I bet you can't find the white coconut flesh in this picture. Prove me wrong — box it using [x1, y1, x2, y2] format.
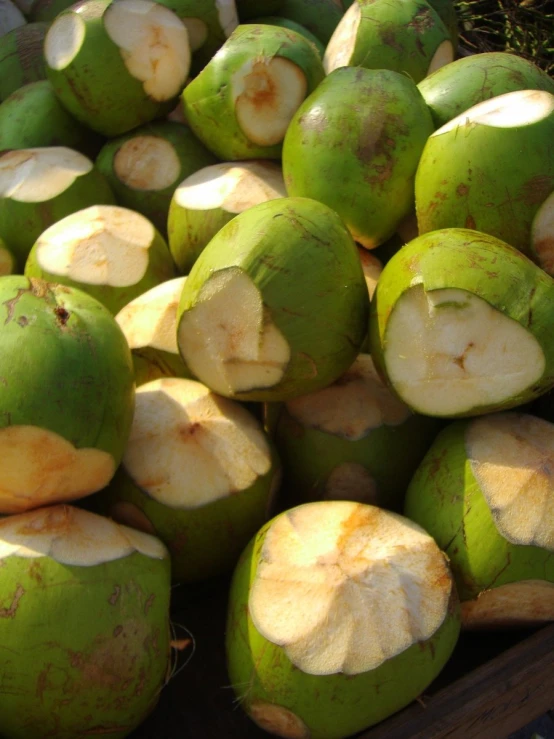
[181, 17, 208, 51]
[384, 285, 545, 416]
[174, 161, 286, 214]
[358, 248, 382, 300]
[426, 40, 454, 76]
[0, 426, 116, 514]
[216, 0, 238, 37]
[436, 89, 554, 135]
[231, 57, 308, 146]
[44, 12, 86, 70]
[0, 504, 167, 565]
[178, 268, 291, 395]
[104, 0, 191, 101]
[323, 463, 378, 505]
[122, 377, 273, 507]
[249, 702, 310, 739]
[285, 354, 411, 440]
[249, 501, 453, 675]
[0, 147, 92, 203]
[35, 205, 156, 287]
[0, 0, 25, 36]
[532, 191, 554, 275]
[462, 580, 554, 629]
[116, 276, 186, 353]
[322, 1, 360, 74]
[114, 136, 181, 191]
[466, 413, 554, 550]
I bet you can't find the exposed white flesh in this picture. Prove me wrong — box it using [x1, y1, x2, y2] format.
[323, 463, 378, 505]
[216, 0, 238, 37]
[174, 161, 286, 214]
[123, 377, 272, 507]
[532, 191, 554, 275]
[286, 354, 410, 440]
[0, 0, 25, 37]
[249, 703, 309, 739]
[178, 268, 291, 396]
[0, 504, 167, 564]
[462, 580, 554, 629]
[466, 413, 554, 550]
[35, 205, 155, 287]
[44, 12, 85, 70]
[384, 286, 545, 416]
[249, 501, 452, 675]
[0, 147, 92, 203]
[437, 89, 554, 134]
[323, 1, 360, 74]
[114, 135, 181, 191]
[232, 57, 308, 146]
[0, 426, 116, 514]
[426, 40, 454, 76]
[116, 276, 186, 352]
[358, 247, 382, 300]
[104, 0, 190, 101]
[182, 17, 207, 51]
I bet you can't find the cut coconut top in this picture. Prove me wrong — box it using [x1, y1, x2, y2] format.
[426, 40, 454, 77]
[35, 205, 156, 287]
[249, 500, 453, 675]
[114, 135, 181, 191]
[0, 147, 92, 203]
[322, 463, 378, 506]
[104, 0, 190, 101]
[174, 160, 286, 213]
[116, 276, 186, 352]
[123, 377, 273, 507]
[0, 504, 167, 565]
[285, 354, 411, 440]
[358, 247, 383, 300]
[462, 579, 554, 629]
[532, 191, 554, 276]
[181, 17, 208, 52]
[44, 11, 86, 70]
[436, 89, 554, 135]
[177, 267, 291, 396]
[323, 1, 360, 74]
[384, 285, 545, 417]
[466, 413, 554, 551]
[216, 0, 238, 37]
[232, 57, 308, 146]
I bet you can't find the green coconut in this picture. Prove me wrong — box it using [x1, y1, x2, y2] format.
[176, 197, 369, 401]
[0, 22, 48, 102]
[95, 121, 218, 238]
[369, 228, 554, 419]
[0, 81, 105, 157]
[0, 237, 14, 275]
[273, 353, 441, 512]
[415, 90, 554, 273]
[283, 66, 435, 248]
[0, 276, 135, 513]
[115, 276, 192, 385]
[323, 0, 454, 83]
[278, 0, 344, 45]
[404, 413, 554, 629]
[0, 504, 172, 739]
[168, 159, 286, 273]
[44, 0, 191, 137]
[250, 15, 325, 57]
[0, 146, 115, 270]
[182, 23, 325, 160]
[226, 500, 460, 739]
[100, 376, 281, 583]
[24, 204, 177, 315]
[418, 51, 554, 129]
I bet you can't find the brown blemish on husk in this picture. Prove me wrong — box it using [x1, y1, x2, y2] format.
[0, 584, 25, 617]
[249, 701, 310, 739]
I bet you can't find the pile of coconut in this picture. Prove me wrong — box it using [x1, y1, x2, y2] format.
[0, 0, 553, 737]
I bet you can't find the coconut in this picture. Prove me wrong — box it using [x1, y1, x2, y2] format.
[418, 51, 554, 129]
[323, 0, 454, 83]
[250, 15, 325, 57]
[226, 500, 460, 738]
[176, 197, 369, 402]
[0, 504, 171, 739]
[0, 22, 48, 101]
[369, 228, 554, 418]
[278, 0, 344, 45]
[283, 66, 435, 248]
[44, 0, 191, 137]
[415, 90, 554, 272]
[0, 0, 25, 37]
[101, 377, 280, 583]
[0, 147, 115, 270]
[168, 160, 286, 273]
[404, 413, 554, 629]
[273, 353, 441, 512]
[0, 276, 135, 513]
[24, 204, 176, 315]
[115, 276, 192, 385]
[95, 120, 218, 238]
[182, 23, 324, 160]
